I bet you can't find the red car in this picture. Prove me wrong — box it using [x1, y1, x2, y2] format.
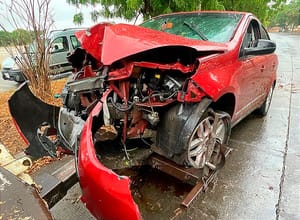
[10, 11, 277, 219]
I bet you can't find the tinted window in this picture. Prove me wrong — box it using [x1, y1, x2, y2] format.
[239, 20, 262, 57]
[141, 13, 243, 42]
[241, 20, 260, 49]
[51, 36, 69, 53]
[70, 35, 81, 49]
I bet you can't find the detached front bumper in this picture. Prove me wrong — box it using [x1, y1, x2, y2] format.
[77, 100, 141, 220]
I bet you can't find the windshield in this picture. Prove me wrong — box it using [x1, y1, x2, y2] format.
[141, 12, 243, 42]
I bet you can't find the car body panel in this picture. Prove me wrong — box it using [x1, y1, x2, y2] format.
[78, 91, 142, 220]
[75, 23, 227, 65]
[191, 50, 277, 124]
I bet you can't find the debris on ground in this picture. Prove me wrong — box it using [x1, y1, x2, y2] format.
[0, 79, 67, 155]
[25, 156, 56, 174]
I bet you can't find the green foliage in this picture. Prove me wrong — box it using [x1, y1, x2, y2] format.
[269, 0, 300, 31]
[0, 29, 34, 47]
[73, 12, 84, 25]
[221, 0, 274, 24]
[201, 0, 225, 10]
[11, 29, 33, 45]
[67, 0, 286, 26]
[68, 0, 203, 24]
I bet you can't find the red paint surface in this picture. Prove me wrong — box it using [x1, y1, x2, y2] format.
[75, 23, 226, 65]
[78, 91, 141, 220]
[12, 118, 29, 146]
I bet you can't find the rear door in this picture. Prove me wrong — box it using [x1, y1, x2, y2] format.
[49, 36, 71, 74]
[259, 25, 277, 95]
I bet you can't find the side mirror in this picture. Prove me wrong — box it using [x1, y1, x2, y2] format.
[244, 39, 276, 56]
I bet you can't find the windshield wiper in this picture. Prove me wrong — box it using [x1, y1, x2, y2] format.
[183, 21, 208, 41]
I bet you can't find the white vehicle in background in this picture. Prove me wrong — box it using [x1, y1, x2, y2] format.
[1, 57, 25, 82]
[1, 28, 84, 83]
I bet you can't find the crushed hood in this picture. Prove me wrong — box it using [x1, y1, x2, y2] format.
[75, 23, 227, 65]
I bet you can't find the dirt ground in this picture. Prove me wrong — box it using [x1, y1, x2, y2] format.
[0, 79, 66, 155]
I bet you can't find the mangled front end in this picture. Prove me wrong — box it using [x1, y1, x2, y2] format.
[65, 23, 228, 219]
[9, 23, 228, 219]
[66, 46, 205, 219]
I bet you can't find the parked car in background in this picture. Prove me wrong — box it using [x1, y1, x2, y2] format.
[1, 28, 83, 83]
[1, 56, 26, 82]
[9, 11, 278, 220]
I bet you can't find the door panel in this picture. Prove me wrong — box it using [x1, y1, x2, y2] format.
[49, 36, 71, 73]
[234, 19, 269, 121]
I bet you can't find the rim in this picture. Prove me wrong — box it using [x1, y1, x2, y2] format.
[187, 113, 228, 169]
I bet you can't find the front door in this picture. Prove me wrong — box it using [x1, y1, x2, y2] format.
[234, 19, 268, 121]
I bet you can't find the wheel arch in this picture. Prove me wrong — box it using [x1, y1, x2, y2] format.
[155, 98, 212, 163]
[210, 93, 236, 118]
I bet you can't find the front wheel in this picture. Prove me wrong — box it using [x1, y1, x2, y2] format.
[185, 109, 231, 170]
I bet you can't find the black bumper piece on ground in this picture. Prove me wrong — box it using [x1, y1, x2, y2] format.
[8, 82, 60, 158]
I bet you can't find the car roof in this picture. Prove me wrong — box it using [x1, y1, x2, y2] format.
[50, 28, 86, 38]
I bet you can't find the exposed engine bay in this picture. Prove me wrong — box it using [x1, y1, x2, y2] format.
[55, 44, 228, 173]
[8, 23, 230, 177]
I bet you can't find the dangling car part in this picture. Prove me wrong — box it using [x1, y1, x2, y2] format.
[9, 11, 277, 220]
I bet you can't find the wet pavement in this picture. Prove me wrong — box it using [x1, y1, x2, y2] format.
[48, 32, 299, 219]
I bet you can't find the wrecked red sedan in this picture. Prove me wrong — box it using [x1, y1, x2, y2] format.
[9, 11, 277, 219]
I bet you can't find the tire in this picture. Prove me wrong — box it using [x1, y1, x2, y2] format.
[185, 108, 231, 169]
[255, 84, 274, 116]
[14, 73, 26, 83]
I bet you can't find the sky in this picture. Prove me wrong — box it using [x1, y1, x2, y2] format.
[0, 0, 133, 32]
[51, 0, 98, 29]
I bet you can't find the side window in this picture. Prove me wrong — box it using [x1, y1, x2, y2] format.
[260, 26, 270, 40]
[50, 36, 69, 53]
[239, 20, 261, 57]
[70, 35, 81, 49]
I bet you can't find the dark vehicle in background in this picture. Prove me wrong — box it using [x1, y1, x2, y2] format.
[1, 28, 83, 83]
[9, 11, 278, 220]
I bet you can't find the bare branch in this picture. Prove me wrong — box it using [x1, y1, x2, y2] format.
[0, 0, 55, 99]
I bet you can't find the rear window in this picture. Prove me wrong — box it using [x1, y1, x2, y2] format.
[141, 13, 243, 42]
[70, 35, 81, 49]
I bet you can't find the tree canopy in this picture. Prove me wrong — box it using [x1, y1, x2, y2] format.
[0, 29, 34, 47]
[269, 0, 300, 31]
[67, 0, 282, 25]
